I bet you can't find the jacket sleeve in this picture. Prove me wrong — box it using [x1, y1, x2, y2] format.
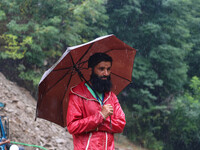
[98, 94, 126, 133]
[67, 93, 104, 135]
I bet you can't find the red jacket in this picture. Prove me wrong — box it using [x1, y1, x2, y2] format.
[67, 82, 126, 150]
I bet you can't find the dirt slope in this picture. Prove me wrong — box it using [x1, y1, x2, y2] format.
[0, 72, 146, 150]
[0, 72, 73, 150]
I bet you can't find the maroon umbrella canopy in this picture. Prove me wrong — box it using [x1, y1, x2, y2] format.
[36, 35, 137, 127]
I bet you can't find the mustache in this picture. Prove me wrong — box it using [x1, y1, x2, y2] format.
[100, 75, 110, 79]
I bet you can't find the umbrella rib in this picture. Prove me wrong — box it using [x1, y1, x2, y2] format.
[76, 43, 94, 65]
[59, 71, 74, 126]
[69, 52, 85, 82]
[69, 52, 83, 80]
[49, 53, 77, 95]
[53, 54, 75, 72]
[69, 52, 75, 65]
[65, 70, 73, 92]
[79, 67, 88, 70]
[45, 69, 72, 94]
[111, 72, 132, 82]
[76, 60, 87, 66]
[53, 66, 72, 72]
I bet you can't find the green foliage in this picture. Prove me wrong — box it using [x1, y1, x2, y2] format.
[164, 76, 200, 150]
[150, 44, 188, 93]
[0, 10, 6, 20]
[0, 0, 108, 88]
[189, 76, 200, 99]
[107, 0, 200, 149]
[107, 0, 192, 97]
[187, 0, 200, 78]
[0, 34, 32, 59]
[18, 64, 41, 86]
[72, 0, 108, 39]
[123, 104, 166, 150]
[120, 57, 167, 149]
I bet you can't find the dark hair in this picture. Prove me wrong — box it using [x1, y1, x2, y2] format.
[88, 53, 112, 68]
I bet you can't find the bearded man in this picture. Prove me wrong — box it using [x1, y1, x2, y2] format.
[67, 53, 126, 150]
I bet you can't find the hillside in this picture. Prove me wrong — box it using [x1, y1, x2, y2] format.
[0, 72, 146, 150]
[0, 72, 73, 150]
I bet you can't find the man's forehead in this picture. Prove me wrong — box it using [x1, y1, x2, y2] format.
[96, 61, 112, 67]
[88, 53, 112, 68]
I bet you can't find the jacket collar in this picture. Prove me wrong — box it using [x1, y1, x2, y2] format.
[70, 82, 111, 103]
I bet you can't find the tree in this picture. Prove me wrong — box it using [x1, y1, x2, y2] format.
[187, 0, 200, 78]
[0, 0, 109, 94]
[107, 0, 194, 149]
[165, 76, 200, 150]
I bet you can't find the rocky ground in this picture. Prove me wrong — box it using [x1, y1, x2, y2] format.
[0, 72, 146, 150]
[0, 72, 73, 150]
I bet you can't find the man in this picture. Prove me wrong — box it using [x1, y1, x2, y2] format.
[0, 138, 10, 150]
[67, 53, 126, 150]
[0, 139, 24, 150]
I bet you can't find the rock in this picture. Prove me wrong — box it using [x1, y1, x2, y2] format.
[0, 72, 73, 150]
[4, 107, 15, 113]
[16, 101, 25, 110]
[55, 138, 66, 144]
[25, 106, 32, 114]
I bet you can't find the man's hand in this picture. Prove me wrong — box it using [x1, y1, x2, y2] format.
[0, 138, 10, 146]
[101, 104, 113, 119]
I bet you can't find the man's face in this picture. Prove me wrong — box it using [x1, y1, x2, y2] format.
[90, 61, 112, 93]
[93, 61, 111, 80]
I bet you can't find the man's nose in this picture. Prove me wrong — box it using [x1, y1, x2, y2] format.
[104, 70, 109, 76]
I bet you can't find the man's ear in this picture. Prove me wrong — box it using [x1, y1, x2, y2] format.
[88, 67, 92, 75]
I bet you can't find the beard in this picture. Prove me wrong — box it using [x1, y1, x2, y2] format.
[90, 72, 112, 93]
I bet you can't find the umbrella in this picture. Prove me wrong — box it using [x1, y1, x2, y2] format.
[36, 34, 137, 127]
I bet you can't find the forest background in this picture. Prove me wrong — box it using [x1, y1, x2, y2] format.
[0, 0, 200, 150]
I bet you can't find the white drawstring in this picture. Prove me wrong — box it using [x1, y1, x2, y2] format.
[86, 133, 92, 150]
[105, 132, 108, 150]
[85, 132, 108, 150]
